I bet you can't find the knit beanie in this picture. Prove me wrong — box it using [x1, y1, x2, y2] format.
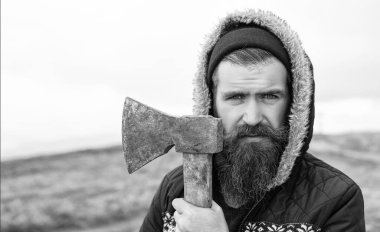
[206, 27, 291, 86]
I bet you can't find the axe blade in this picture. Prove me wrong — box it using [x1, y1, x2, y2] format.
[122, 97, 223, 174]
[122, 97, 175, 173]
[122, 97, 224, 208]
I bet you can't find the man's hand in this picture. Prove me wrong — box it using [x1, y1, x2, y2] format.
[172, 198, 229, 232]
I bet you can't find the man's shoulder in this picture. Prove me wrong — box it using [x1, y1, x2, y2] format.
[164, 165, 183, 184]
[268, 152, 365, 229]
[299, 152, 359, 192]
[285, 152, 363, 213]
[156, 165, 184, 212]
[263, 153, 363, 226]
[162, 165, 183, 192]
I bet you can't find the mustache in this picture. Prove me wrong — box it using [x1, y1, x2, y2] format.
[214, 123, 289, 172]
[222, 123, 289, 167]
[225, 123, 289, 143]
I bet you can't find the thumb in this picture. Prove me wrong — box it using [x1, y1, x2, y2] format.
[172, 198, 194, 214]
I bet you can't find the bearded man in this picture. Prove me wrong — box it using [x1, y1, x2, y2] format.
[139, 10, 365, 232]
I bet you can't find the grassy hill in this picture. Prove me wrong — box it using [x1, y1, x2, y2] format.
[1, 133, 379, 232]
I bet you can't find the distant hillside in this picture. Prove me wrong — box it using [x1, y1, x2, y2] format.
[1, 133, 379, 232]
[313, 132, 380, 153]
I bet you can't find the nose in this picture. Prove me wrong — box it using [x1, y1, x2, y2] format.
[242, 100, 262, 126]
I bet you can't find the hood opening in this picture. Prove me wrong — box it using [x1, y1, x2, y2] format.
[192, 9, 315, 189]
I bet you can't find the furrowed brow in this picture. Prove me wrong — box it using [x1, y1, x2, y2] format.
[222, 91, 249, 98]
[257, 89, 287, 96]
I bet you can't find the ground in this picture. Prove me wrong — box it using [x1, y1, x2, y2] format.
[1, 133, 379, 232]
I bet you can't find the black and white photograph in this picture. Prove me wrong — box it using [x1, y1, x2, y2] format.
[1, 1, 379, 231]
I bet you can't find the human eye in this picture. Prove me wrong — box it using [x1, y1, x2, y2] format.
[223, 92, 246, 104]
[227, 94, 245, 100]
[262, 94, 279, 100]
[259, 92, 281, 104]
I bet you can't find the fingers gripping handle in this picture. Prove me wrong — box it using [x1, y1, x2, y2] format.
[183, 153, 213, 208]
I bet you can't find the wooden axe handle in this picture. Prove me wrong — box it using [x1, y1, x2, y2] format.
[183, 153, 212, 208]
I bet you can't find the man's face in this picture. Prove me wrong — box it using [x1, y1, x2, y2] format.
[213, 59, 290, 136]
[212, 59, 290, 208]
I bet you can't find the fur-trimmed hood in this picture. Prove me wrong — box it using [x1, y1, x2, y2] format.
[192, 9, 315, 190]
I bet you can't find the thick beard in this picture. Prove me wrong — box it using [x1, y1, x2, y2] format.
[214, 123, 289, 208]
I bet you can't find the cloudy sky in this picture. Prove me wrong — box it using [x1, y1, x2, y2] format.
[2, 0, 380, 160]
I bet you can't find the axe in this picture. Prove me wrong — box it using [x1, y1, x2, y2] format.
[122, 97, 223, 208]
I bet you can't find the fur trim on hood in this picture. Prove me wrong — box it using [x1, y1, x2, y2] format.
[192, 9, 315, 190]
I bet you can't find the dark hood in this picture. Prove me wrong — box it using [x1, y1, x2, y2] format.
[192, 9, 315, 190]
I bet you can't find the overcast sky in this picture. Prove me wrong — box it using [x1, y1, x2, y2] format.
[2, 0, 380, 160]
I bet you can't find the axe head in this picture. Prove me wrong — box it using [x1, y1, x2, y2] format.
[122, 97, 223, 173]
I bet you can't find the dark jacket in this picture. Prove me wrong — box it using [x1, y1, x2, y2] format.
[140, 9, 365, 232]
[140, 153, 365, 232]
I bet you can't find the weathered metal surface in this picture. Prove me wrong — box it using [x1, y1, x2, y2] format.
[183, 153, 212, 208]
[122, 97, 223, 208]
[174, 116, 223, 154]
[122, 97, 223, 173]
[122, 97, 175, 173]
